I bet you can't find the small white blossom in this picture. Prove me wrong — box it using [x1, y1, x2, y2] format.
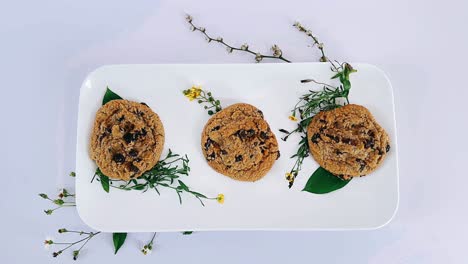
[190, 26, 195, 31]
[306, 30, 312, 36]
[255, 53, 263, 63]
[199, 27, 205, 32]
[216, 37, 223, 42]
[317, 43, 324, 49]
[141, 244, 153, 255]
[293, 22, 301, 28]
[206, 37, 212, 43]
[185, 15, 193, 22]
[240, 44, 249, 50]
[271, 45, 282, 57]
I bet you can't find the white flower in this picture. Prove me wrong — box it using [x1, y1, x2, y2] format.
[255, 53, 263, 63]
[141, 244, 153, 255]
[271, 45, 282, 57]
[185, 14, 193, 22]
[240, 44, 249, 50]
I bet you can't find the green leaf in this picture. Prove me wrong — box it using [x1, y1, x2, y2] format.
[182, 231, 193, 235]
[342, 79, 351, 91]
[177, 180, 189, 191]
[99, 174, 110, 193]
[113, 233, 127, 254]
[102, 87, 122, 105]
[331, 72, 341, 79]
[302, 167, 351, 194]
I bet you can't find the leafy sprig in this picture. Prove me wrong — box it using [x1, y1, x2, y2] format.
[93, 149, 219, 206]
[44, 229, 101, 260]
[186, 15, 290, 63]
[280, 62, 356, 187]
[39, 187, 76, 215]
[183, 85, 222, 115]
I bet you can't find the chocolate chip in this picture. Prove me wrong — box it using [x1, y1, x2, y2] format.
[207, 152, 216, 161]
[326, 134, 339, 143]
[135, 158, 142, 162]
[342, 138, 352, 144]
[249, 154, 254, 159]
[221, 149, 228, 155]
[123, 133, 135, 143]
[235, 155, 243, 162]
[112, 153, 125, 163]
[259, 141, 265, 145]
[335, 150, 343, 155]
[129, 164, 139, 173]
[236, 129, 246, 139]
[118, 116, 125, 122]
[257, 110, 264, 117]
[311, 133, 321, 144]
[356, 159, 366, 172]
[260, 131, 269, 140]
[386, 144, 391, 152]
[205, 138, 213, 150]
[140, 128, 147, 136]
[378, 149, 384, 155]
[124, 123, 135, 131]
[105, 127, 112, 134]
[319, 119, 326, 123]
[226, 165, 232, 169]
[247, 129, 255, 137]
[129, 149, 138, 157]
[276, 151, 281, 160]
[364, 138, 375, 149]
[253, 142, 258, 146]
[211, 125, 220, 131]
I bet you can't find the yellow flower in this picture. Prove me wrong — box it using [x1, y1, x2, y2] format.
[216, 194, 225, 204]
[285, 172, 294, 182]
[288, 115, 298, 121]
[183, 86, 202, 101]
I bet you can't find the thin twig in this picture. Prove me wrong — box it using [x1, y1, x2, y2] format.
[186, 15, 291, 63]
[293, 22, 328, 62]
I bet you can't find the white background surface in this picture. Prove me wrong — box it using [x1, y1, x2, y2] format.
[1, 0, 467, 263]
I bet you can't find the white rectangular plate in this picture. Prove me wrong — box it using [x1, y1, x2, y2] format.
[76, 63, 399, 232]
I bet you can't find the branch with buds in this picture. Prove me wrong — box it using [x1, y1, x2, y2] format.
[39, 188, 76, 215]
[293, 22, 328, 62]
[44, 229, 101, 260]
[185, 15, 291, 63]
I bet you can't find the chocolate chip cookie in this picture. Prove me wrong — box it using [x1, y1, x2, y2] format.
[201, 103, 280, 182]
[307, 104, 390, 179]
[90, 100, 165, 180]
